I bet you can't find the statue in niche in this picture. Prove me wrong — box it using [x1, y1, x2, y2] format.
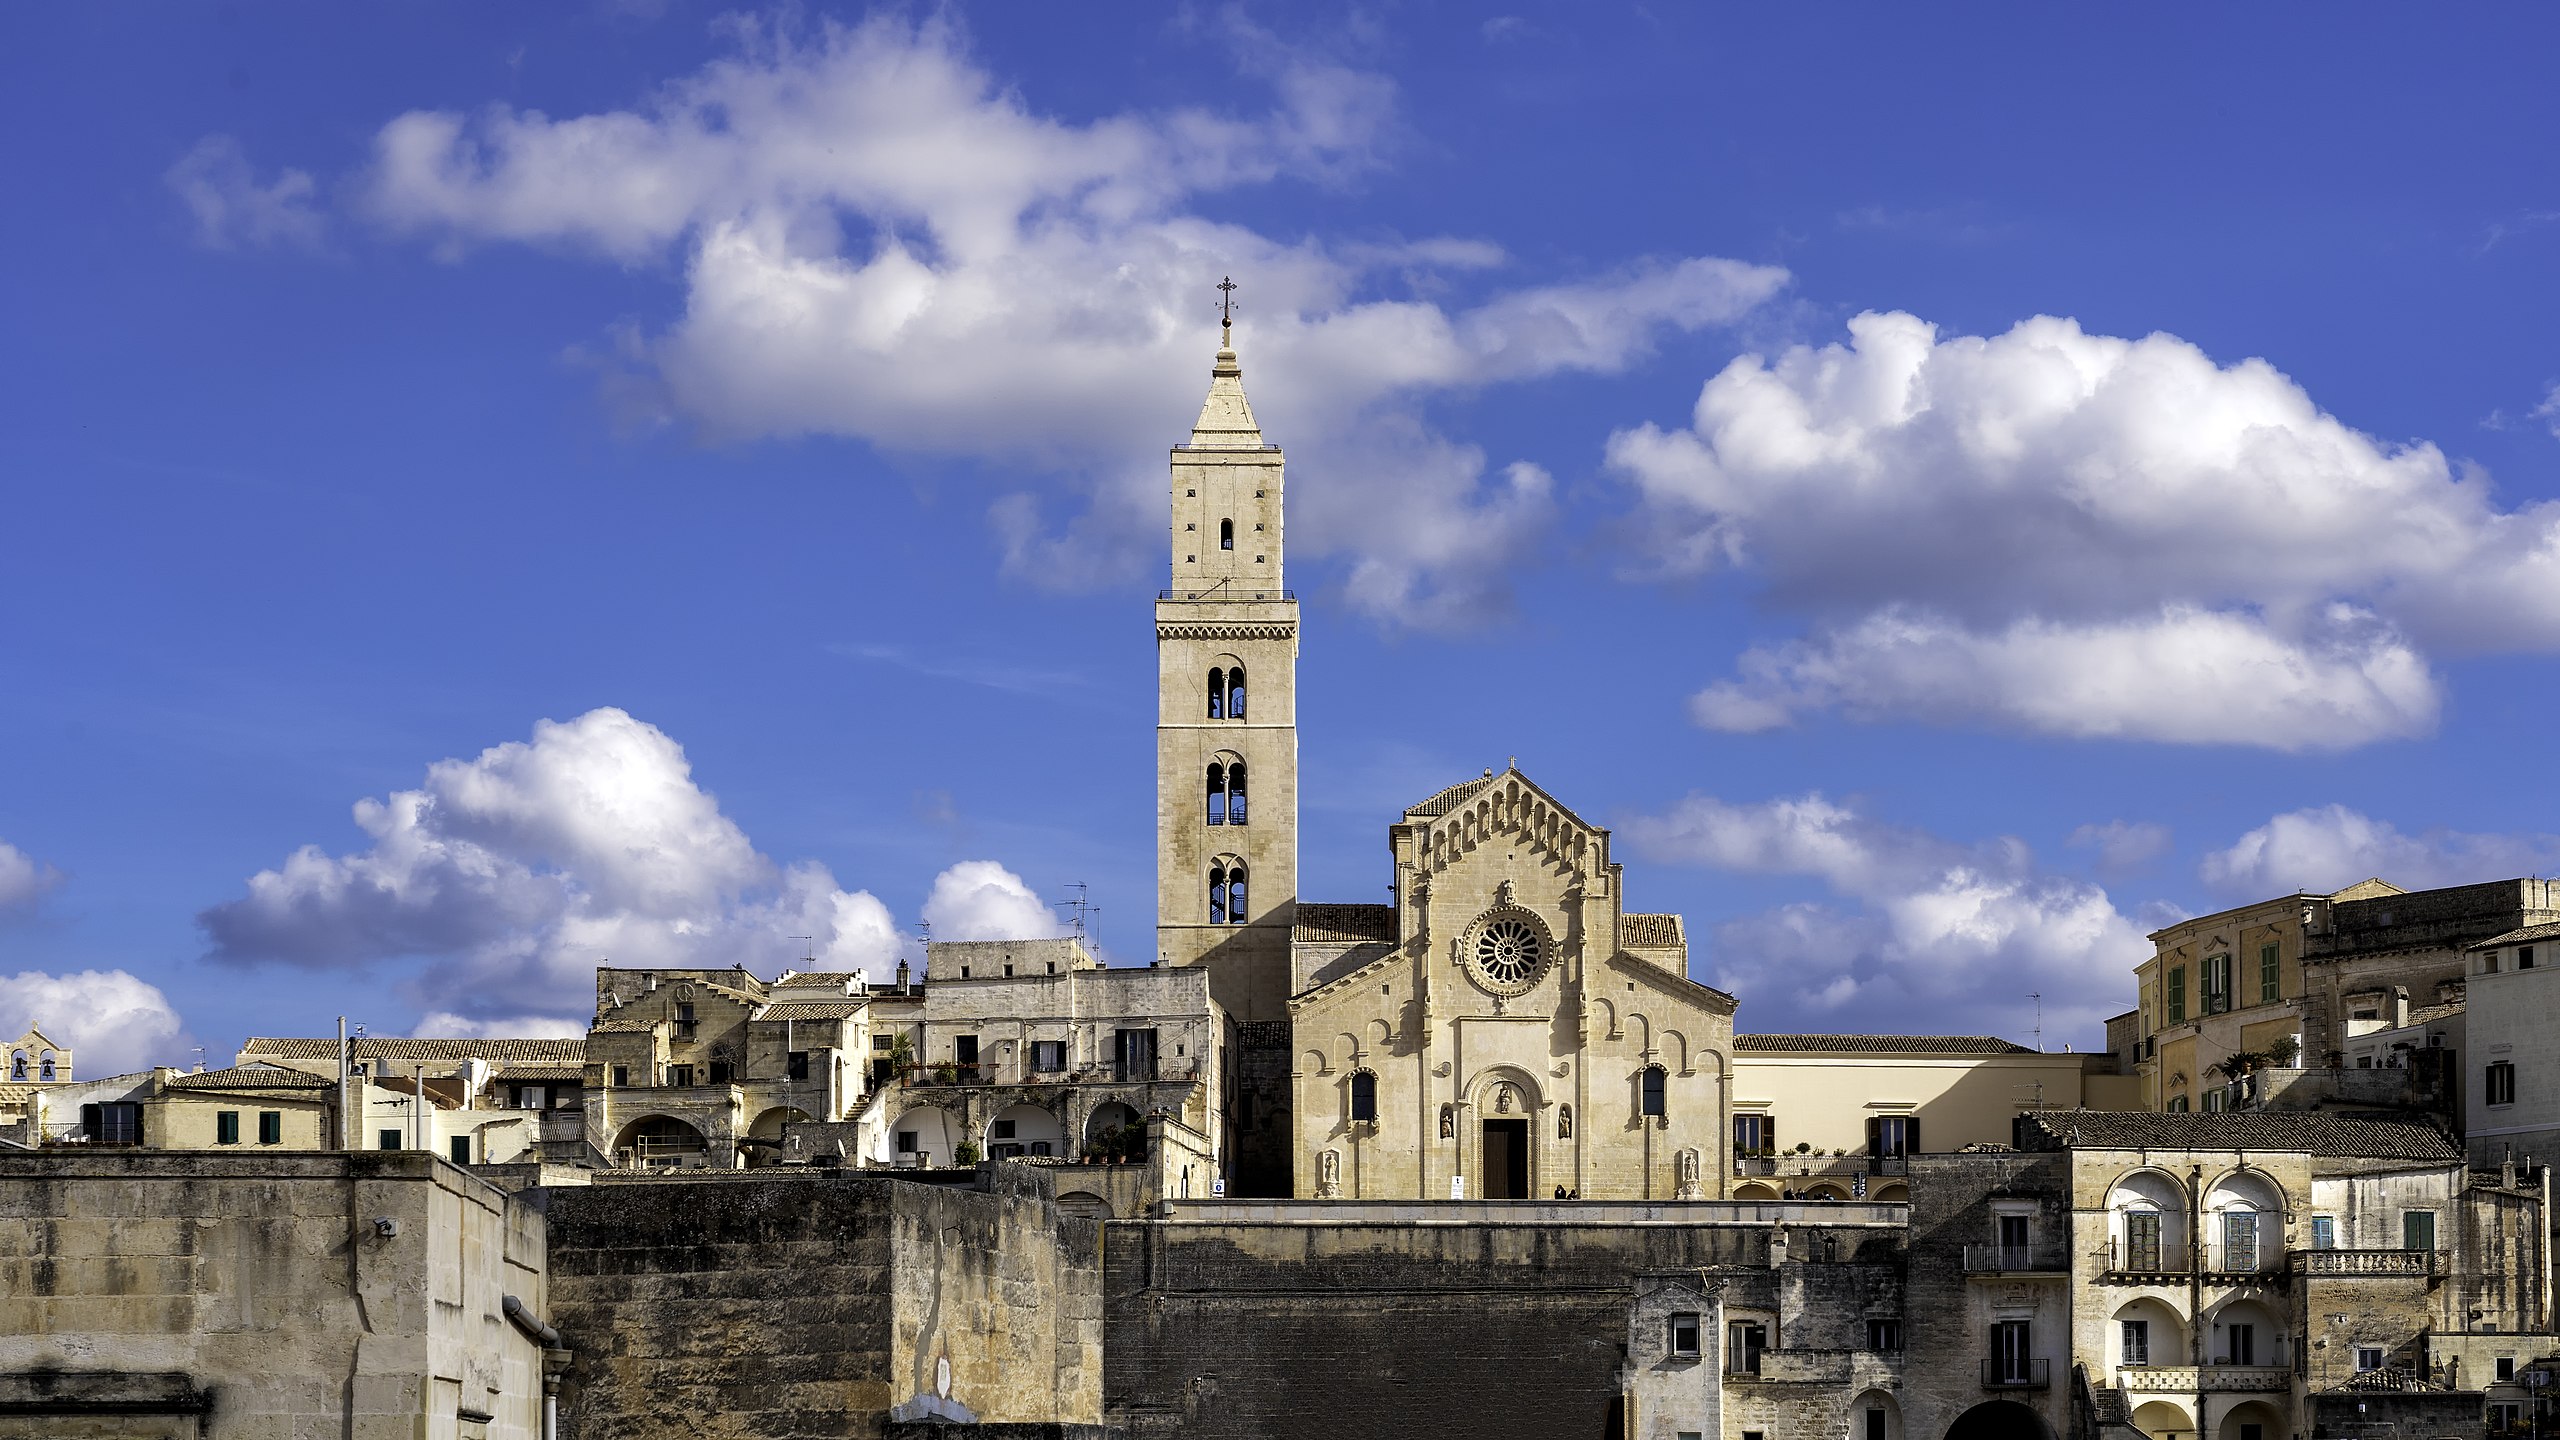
[1439, 1104, 1454, 1140]
[1496, 879, 1516, 907]
[1317, 1148, 1341, 1198]
[1495, 1085, 1515, 1114]
[1557, 1104, 1573, 1139]
[1674, 1147, 1703, 1200]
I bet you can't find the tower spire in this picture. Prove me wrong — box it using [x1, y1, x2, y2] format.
[1192, 276, 1261, 446]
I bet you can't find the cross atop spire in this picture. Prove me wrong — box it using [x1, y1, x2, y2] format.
[1217, 275, 1238, 341]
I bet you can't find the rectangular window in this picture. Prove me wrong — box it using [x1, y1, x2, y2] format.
[787, 1051, 810, 1082]
[215, 1111, 240, 1145]
[2166, 967, 2187, 1023]
[257, 1111, 281, 1145]
[992, 1119, 1016, 1140]
[706, 1060, 733, 1085]
[1640, 1067, 1666, 1118]
[1733, 1113, 1772, 1155]
[2524, 945, 2539, 970]
[379, 1128, 401, 1150]
[2488, 1061, 2517, 1106]
[2223, 1211, 2259, 1271]
[1669, 1312, 1699, 1357]
[895, 1130, 918, 1154]
[610, 1065, 630, 1087]
[1864, 1411, 1886, 1440]
[2357, 1347, 2384, 1372]
[1873, 1114, 1915, 1157]
[955, 1035, 979, 1069]
[2125, 1210, 2163, 1271]
[2122, 1318, 2150, 1366]
[873, 1034, 893, 1051]
[2202, 954, 2232, 1014]
[449, 1135, 471, 1166]
[2227, 1322, 2256, 1366]
[1991, 1319, 2034, 1384]
[1114, 1029, 1158, 1082]
[2498, 1356, 2518, 1382]
[1032, 1040, 1067, 1072]
[2311, 1214, 2336, 1250]
[1727, 1320, 1766, 1375]
[2165, 1094, 2190, 1112]
[1867, 1318, 1902, 1353]
[665, 1064, 695, 1088]
[2403, 1210, 2437, 1253]
[2259, 943, 2281, 1003]
[2485, 951, 2503, 975]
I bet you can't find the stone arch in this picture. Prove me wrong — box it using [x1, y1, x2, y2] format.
[744, 1106, 812, 1169]
[1869, 1181, 1909, 1203]
[2202, 1294, 2285, 1366]
[1301, 1048, 1330, 1077]
[1086, 1101, 1142, 1150]
[1803, 1181, 1848, 1202]
[1945, 1400, 2057, 1440]
[2109, 1295, 2188, 1369]
[612, 1115, 710, 1170]
[1734, 1180, 1780, 1201]
[1334, 1031, 1361, 1066]
[2214, 1400, 2283, 1440]
[2106, 1167, 2191, 1268]
[988, 1101, 1063, 1158]
[1056, 1191, 1112, 1221]
[1849, 1388, 1903, 1440]
[1663, 1029, 1690, 1075]
[2202, 1168, 2284, 1272]
[1366, 1018, 1394, 1048]
[2127, 1399, 2193, 1440]
[891, 1105, 962, 1166]
[1627, 1012, 1652, 1052]
[1592, 996, 1619, 1039]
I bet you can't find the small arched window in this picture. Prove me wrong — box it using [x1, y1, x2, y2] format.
[1227, 864, 1247, 923]
[1206, 764, 1227, 825]
[7, 1052, 23, 1082]
[1227, 762, 1247, 825]
[1227, 666, 1247, 720]
[1208, 865, 1229, 925]
[1220, 518, 1235, 550]
[1207, 668, 1225, 720]
[1640, 1065, 1667, 1119]
[1350, 1071, 1378, 1123]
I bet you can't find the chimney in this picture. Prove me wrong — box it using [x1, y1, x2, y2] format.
[2391, 986, 2410, 1029]
[896, 959, 911, 992]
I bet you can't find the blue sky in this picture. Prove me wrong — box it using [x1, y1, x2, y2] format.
[7, 4, 2560, 1072]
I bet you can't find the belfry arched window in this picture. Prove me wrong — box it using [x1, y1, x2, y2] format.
[1207, 668, 1225, 720]
[1227, 667, 1246, 719]
[37, 1051, 54, 1082]
[1206, 764, 1227, 826]
[1640, 1065, 1667, 1119]
[1209, 861, 1247, 925]
[1220, 518, 1235, 551]
[1227, 762, 1247, 825]
[1209, 865, 1229, 924]
[7, 1052, 22, 1082]
[1350, 1070, 1378, 1123]
[1228, 864, 1247, 922]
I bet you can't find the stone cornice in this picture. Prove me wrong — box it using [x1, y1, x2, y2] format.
[1157, 622, 1298, 641]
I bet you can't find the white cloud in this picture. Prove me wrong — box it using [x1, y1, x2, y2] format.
[165, 135, 326, 251]
[0, 969, 186, 1077]
[0, 841, 62, 912]
[412, 1011, 589, 1041]
[355, 14, 1784, 622]
[1625, 792, 2149, 1044]
[1610, 310, 2560, 748]
[2201, 805, 2560, 897]
[2066, 820, 2173, 877]
[921, 860, 1064, 943]
[2534, 382, 2560, 439]
[199, 707, 909, 1027]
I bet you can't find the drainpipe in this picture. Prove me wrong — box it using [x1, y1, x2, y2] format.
[2189, 1164, 2206, 1440]
[336, 1016, 349, 1151]
[503, 1295, 567, 1440]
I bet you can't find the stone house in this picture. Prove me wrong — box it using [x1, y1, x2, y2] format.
[2465, 923, 2560, 1177]
[238, 1035, 590, 1164]
[583, 965, 873, 1170]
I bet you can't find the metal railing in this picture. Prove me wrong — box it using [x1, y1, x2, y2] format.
[2295, 1248, 2442, 1277]
[1158, 589, 1295, 602]
[2200, 1239, 2285, 1276]
[1964, 1243, 2069, 1274]
[2103, 1238, 2190, 1276]
[1982, 1358, 2051, 1390]
[1733, 1155, 1778, 1176]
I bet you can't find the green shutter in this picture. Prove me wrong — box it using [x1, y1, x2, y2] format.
[215, 1111, 239, 1145]
[2402, 1211, 2436, 1252]
[2166, 968, 2186, 1023]
[2259, 944, 2281, 1003]
[258, 1111, 281, 1145]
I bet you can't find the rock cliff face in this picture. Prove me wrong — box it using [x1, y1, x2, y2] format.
[543, 1169, 1102, 1440]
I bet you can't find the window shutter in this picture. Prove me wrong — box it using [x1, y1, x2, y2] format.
[1866, 1116, 1879, 1155]
[81, 1102, 100, 1139]
[1906, 1117, 1920, 1155]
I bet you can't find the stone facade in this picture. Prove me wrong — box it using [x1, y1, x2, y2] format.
[0, 1149, 554, 1439]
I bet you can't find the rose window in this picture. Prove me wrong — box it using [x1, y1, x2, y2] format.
[1475, 919, 1543, 988]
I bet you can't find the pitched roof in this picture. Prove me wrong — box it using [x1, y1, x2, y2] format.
[2473, 921, 2560, 950]
[1622, 913, 1684, 948]
[492, 1064, 585, 1083]
[1735, 1034, 2035, 1055]
[759, 1001, 866, 1021]
[166, 1065, 334, 1091]
[1408, 774, 1498, 817]
[772, 971, 863, 986]
[1294, 903, 1397, 944]
[2015, 1108, 2461, 1160]
[240, 1037, 585, 1063]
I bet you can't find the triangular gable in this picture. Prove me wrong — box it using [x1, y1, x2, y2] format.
[1406, 766, 1606, 879]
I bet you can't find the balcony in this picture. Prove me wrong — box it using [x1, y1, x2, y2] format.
[2200, 1240, 2286, 1280]
[2102, 1238, 2190, 1279]
[1964, 1244, 2069, 1275]
[1734, 1154, 1778, 1177]
[898, 1062, 1204, 1090]
[1982, 1359, 2051, 1391]
[2119, 1366, 2290, 1393]
[2295, 1248, 2442, 1277]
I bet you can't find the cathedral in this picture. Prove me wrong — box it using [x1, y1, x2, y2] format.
[1154, 312, 1737, 1200]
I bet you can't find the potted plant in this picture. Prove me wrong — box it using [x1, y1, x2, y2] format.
[933, 1060, 957, 1085]
[953, 1140, 980, 1166]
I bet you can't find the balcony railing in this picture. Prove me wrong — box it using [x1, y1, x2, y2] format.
[2103, 1238, 2190, 1277]
[2118, 1365, 2290, 1393]
[1982, 1359, 2051, 1390]
[899, 1062, 1201, 1089]
[1734, 1155, 1778, 1176]
[1964, 1244, 2069, 1275]
[2200, 1240, 2286, 1277]
[2295, 1248, 2443, 1277]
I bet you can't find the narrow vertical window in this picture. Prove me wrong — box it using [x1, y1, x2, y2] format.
[1219, 518, 1234, 550]
[1350, 1070, 1377, 1122]
[1227, 666, 1247, 720]
[1227, 864, 1247, 923]
[1207, 668, 1225, 720]
[1206, 764, 1227, 825]
[1228, 762, 1247, 825]
[1640, 1065, 1666, 1118]
[2258, 943, 2281, 1003]
[2165, 967, 2186, 1023]
[1209, 866, 1228, 925]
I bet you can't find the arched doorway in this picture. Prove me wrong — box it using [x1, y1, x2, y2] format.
[1945, 1400, 2054, 1440]
[1056, 1191, 1112, 1220]
[744, 1106, 812, 1168]
[988, 1102, 1063, 1158]
[2129, 1400, 2193, 1440]
[2215, 1399, 2282, 1440]
[614, 1115, 710, 1170]
[1086, 1102, 1142, 1161]
[1734, 1181, 1780, 1201]
[1869, 1182, 1909, 1203]
[1849, 1387, 1902, 1440]
[891, 1105, 961, 1166]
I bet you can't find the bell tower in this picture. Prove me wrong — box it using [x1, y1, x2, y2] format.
[1157, 286, 1298, 1193]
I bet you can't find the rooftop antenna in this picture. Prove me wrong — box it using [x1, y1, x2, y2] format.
[789, 936, 815, 967]
[2029, 991, 2043, 1053]
[1062, 881, 1096, 945]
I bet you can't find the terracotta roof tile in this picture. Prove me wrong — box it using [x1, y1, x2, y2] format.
[241, 1037, 586, 1063]
[758, 1001, 866, 1021]
[2015, 1108, 2460, 1160]
[1293, 904, 1397, 944]
[167, 1064, 335, 1090]
[1407, 775, 1498, 817]
[1622, 913, 1683, 948]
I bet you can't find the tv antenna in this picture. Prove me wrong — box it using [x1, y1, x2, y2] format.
[1063, 881, 1099, 949]
[788, 936, 815, 967]
[2029, 991, 2044, 1053]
